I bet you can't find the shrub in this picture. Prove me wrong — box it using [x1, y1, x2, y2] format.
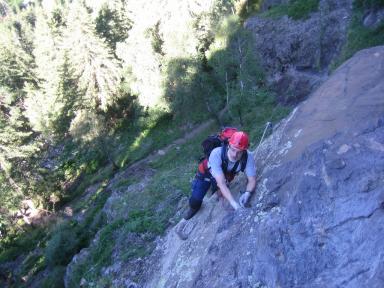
[41, 266, 66, 288]
[262, 0, 319, 20]
[45, 222, 80, 267]
[354, 0, 384, 9]
[331, 4, 384, 69]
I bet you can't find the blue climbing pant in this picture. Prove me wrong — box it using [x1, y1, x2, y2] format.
[189, 174, 217, 210]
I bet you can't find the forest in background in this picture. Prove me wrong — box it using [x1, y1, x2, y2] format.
[0, 0, 272, 254]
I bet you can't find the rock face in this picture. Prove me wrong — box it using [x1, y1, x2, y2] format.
[143, 46, 384, 288]
[363, 8, 384, 28]
[245, 0, 353, 104]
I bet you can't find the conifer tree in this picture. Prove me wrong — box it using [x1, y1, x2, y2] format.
[24, 7, 77, 139]
[0, 0, 10, 17]
[0, 18, 35, 91]
[0, 9, 44, 229]
[63, 1, 121, 112]
[206, 15, 264, 125]
[95, 0, 131, 51]
[0, 87, 40, 202]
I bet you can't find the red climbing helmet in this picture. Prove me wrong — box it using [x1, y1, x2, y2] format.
[229, 131, 249, 151]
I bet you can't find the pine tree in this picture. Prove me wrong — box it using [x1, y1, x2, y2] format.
[63, 1, 122, 112]
[23, 6, 80, 140]
[0, 8, 41, 197]
[95, 0, 131, 51]
[0, 0, 10, 18]
[0, 17, 35, 90]
[0, 87, 40, 200]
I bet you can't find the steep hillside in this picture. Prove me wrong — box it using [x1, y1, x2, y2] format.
[59, 1, 384, 287]
[246, 0, 353, 104]
[142, 45, 384, 288]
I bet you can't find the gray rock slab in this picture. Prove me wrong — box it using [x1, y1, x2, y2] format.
[142, 46, 384, 288]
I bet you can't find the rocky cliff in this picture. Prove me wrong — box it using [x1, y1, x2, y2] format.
[143, 46, 384, 288]
[246, 0, 353, 104]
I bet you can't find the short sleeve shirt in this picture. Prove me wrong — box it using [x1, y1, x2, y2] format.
[208, 147, 256, 178]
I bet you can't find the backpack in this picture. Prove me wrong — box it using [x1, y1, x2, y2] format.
[198, 127, 248, 182]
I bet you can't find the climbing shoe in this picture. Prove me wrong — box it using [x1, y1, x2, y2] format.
[183, 207, 199, 220]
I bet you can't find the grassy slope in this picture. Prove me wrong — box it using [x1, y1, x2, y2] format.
[65, 88, 289, 286]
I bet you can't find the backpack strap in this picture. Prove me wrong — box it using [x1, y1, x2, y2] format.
[240, 151, 248, 172]
[221, 143, 229, 175]
[221, 142, 243, 175]
[221, 144, 245, 176]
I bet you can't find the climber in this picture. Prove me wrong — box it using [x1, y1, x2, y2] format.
[176, 131, 257, 240]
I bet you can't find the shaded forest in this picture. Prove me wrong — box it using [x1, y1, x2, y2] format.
[0, 0, 272, 261]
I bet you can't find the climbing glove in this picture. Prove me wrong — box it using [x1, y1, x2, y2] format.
[239, 191, 251, 208]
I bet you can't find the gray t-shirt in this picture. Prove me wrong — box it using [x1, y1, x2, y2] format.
[208, 146, 256, 178]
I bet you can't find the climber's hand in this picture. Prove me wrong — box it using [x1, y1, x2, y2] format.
[230, 200, 241, 210]
[239, 191, 251, 208]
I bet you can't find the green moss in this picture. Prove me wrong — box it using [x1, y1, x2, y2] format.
[261, 0, 319, 20]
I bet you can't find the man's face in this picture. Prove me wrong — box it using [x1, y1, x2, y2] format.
[227, 145, 244, 162]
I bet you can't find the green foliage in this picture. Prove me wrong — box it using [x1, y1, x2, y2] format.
[64, 219, 124, 288]
[161, 6, 252, 123]
[95, 2, 131, 51]
[163, 58, 212, 122]
[233, 0, 263, 19]
[68, 109, 120, 170]
[0, 87, 41, 216]
[117, 109, 184, 167]
[22, 7, 76, 139]
[0, 21, 35, 90]
[331, 3, 384, 69]
[19, 252, 46, 281]
[44, 221, 80, 266]
[6, 0, 23, 11]
[41, 266, 66, 288]
[64, 1, 122, 111]
[0, 184, 109, 285]
[261, 0, 319, 20]
[103, 85, 140, 126]
[49, 6, 67, 32]
[124, 210, 163, 234]
[146, 21, 165, 56]
[0, 89, 37, 169]
[287, 0, 319, 20]
[206, 15, 265, 126]
[41, 187, 109, 283]
[0, 226, 47, 263]
[25, 52, 78, 138]
[354, 0, 384, 9]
